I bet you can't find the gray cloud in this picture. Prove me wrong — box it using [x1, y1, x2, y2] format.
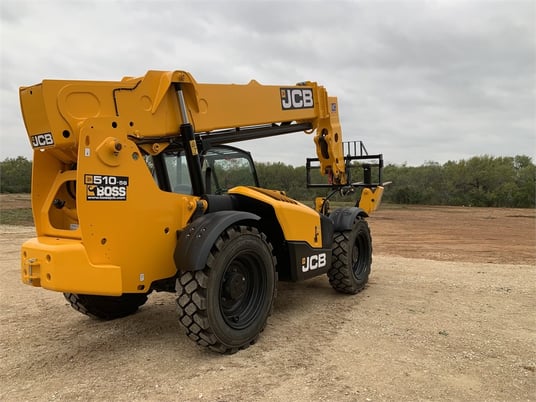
[1, 0, 534, 167]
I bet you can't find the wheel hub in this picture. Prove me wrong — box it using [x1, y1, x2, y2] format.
[223, 271, 247, 301]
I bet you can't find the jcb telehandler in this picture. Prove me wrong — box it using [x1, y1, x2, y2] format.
[19, 70, 384, 353]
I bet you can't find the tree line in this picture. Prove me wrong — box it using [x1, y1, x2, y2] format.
[382, 155, 535, 207]
[258, 155, 535, 208]
[1, 155, 534, 208]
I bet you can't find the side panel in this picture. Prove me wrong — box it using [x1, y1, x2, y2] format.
[224, 187, 335, 282]
[75, 118, 198, 293]
[287, 242, 332, 281]
[228, 186, 324, 248]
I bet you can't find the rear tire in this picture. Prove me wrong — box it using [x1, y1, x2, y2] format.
[328, 217, 372, 294]
[63, 292, 148, 320]
[176, 225, 276, 354]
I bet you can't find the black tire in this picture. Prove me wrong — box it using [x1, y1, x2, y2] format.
[176, 225, 276, 354]
[328, 217, 372, 294]
[63, 292, 148, 320]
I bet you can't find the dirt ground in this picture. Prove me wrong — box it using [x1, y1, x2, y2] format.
[0, 195, 534, 401]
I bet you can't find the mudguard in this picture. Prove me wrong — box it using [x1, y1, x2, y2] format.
[330, 207, 368, 232]
[174, 210, 260, 271]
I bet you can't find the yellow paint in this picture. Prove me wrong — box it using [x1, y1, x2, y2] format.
[229, 186, 323, 247]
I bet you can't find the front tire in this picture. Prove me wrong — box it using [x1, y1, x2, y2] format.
[63, 292, 148, 320]
[176, 225, 276, 354]
[328, 217, 372, 294]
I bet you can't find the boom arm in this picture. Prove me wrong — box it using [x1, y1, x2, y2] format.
[20, 70, 347, 184]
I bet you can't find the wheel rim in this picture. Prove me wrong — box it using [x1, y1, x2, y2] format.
[351, 230, 370, 281]
[219, 252, 267, 330]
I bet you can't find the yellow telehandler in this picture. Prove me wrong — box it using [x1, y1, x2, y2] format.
[19, 70, 384, 353]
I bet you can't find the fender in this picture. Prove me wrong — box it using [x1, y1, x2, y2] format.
[330, 207, 368, 232]
[174, 210, 261, 271]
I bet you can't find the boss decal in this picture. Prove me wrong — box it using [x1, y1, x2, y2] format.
[280, 88, 314, 110]
[301, 252, 327, 272]
[30, 132, 54, 148]
[85, 174, 129, 201]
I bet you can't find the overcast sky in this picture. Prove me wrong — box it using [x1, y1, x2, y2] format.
[1, 0, 534, 166]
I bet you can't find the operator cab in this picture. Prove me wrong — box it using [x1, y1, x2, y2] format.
[147, 145, 259, 195]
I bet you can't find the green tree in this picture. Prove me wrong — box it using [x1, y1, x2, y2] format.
[0, 156, 32, 193]
[512, 155, 536, 207]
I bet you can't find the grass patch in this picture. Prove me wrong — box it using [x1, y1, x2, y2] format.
[0, 208, 34, 226]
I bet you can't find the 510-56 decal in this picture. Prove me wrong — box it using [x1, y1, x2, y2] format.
[84, 174, 129, 201]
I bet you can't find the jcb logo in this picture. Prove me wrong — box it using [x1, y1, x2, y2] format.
[31, 133, 54, 148]
[280, 88, 314, 110]
[301, 253, 327, 272]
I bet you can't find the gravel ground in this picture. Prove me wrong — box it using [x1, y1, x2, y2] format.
[0, 205, 534, 401]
